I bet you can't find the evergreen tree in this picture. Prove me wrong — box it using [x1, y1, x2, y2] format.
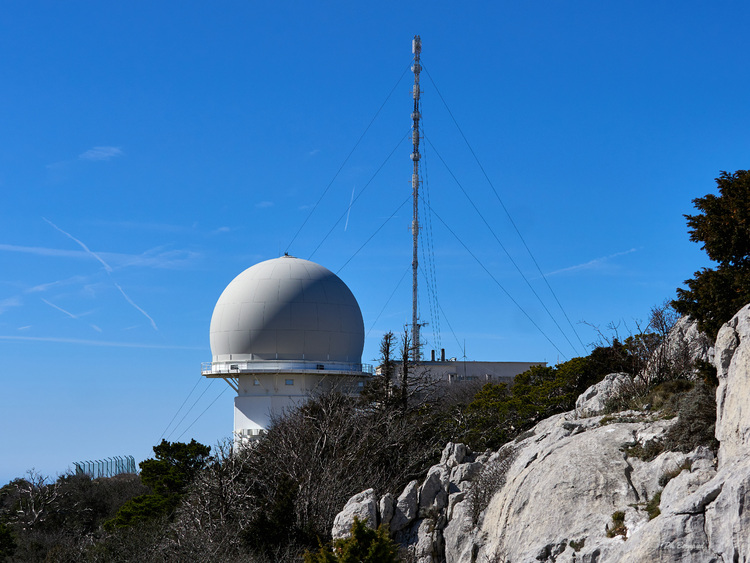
[105, 439, 211, 530]
[674, 170, 750, 337]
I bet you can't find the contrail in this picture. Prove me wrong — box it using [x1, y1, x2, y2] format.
[42, 298, 103, 332]
[42, 218, 113, 273]
[344, 185, 356, 232]
[41, 298, 78, 319]
[43, 217, 160, 331]
[546, 248, 638, 276]
[115, 283, 158, 331]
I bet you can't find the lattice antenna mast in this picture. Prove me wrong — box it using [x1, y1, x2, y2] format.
[410, 35, 422, 362]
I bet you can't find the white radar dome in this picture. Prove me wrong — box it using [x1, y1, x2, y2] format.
[209, 256, 364, 364]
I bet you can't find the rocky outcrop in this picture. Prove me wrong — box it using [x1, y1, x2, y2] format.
[575, 372, 630, 416]
[331, 488, 378, 540]
[666, 315, 713, 367]
[715, 303, 750, 466]
[332, 306, 750, 562]
[474, 415, 714, 563]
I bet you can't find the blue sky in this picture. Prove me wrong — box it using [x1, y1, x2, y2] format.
[1, 1, 748, 483]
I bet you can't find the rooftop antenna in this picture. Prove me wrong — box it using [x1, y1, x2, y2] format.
[411, 34, 422, 362]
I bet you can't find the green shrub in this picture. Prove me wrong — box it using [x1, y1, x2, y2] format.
[606, 511, 627, 538]
[304, 518, 400, 563]
[0, 521, 16, 559]
[645, 492, 661, 520]
[569, 538, 585, 551]
[105, 439, 211, 530]
[623, 439, 665, 462]
[694, 359, 719, 387]
[658, 460, 692, 488]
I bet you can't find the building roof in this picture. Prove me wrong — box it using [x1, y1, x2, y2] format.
[209, 255, 364, 364]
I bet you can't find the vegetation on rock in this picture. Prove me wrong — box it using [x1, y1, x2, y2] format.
[606, 511, 627, 538]
[303, 518, 400, 563]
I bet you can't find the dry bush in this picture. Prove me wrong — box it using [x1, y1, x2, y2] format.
[663, 383, 719, 453]
[245, 391, 444, 546]
[467, 445, 517, 525]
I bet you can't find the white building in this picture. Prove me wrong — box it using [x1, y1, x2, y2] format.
[394, 354, 545, 385]
[202, 255, 371, 442]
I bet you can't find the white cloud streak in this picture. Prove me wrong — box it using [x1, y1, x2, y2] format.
[42, 218, 113, 272]
[0, 243, 198, 271]
[0, 335, 202, 350]
[41, 219, 160, 331]
[0, 244, 89, 260]
[78, 146, 124, 161]
[42, 298, 102, 333]
[114, 283, 158, 331]
[546, 248, 638, 277]
[26, 276, 88, 293]
[0, 297, 22, 314]
[344, 186, 356, 232]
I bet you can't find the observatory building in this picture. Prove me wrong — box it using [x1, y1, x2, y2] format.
[202, 255, 372, 442]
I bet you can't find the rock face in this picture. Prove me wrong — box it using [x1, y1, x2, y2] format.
[665, 315, 714, 368]
[575, 372, 630, 416]
[715, 303, 750, 466]
[331, 488, 378, 540]
[331, 307, 750, 562]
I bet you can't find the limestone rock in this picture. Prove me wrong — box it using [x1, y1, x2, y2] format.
[704, 456, 750, 562]
[658, 448, 716, 515]
[442, 495, 475, 563]
[419, 465, 449, 513]
[390, 479, 419, 533]
[714, 303, 750, 465]
[331, 488, 378, 540]
[449, 461, 481, 486]
[476, 414, 671, 562]
[665, 316, 713, 369]
[575, 372, 630, 416]
[440, 442, 467, 467]
[379, 493, 394, 529]
[399, 518, 437, 563]
[616, 513, 718, 563]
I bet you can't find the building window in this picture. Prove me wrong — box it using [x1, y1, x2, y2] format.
[285, 379, 294, 386]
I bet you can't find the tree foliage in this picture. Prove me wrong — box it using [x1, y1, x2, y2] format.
[105, 439, 211, 530]
[674, 170, 750, 337]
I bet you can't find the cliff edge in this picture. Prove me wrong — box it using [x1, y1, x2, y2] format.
[333, 304, 750, 562]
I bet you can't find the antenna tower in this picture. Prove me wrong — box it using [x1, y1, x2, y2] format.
[410, 35, 422, 361]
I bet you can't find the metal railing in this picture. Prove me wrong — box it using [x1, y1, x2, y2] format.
[201, 361, 374, 376]
[73, 455, 137, 479]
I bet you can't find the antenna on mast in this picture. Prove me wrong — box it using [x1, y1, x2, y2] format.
[410, 35, 422, 362]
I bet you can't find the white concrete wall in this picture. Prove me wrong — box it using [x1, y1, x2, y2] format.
[231, 372, 368, 442]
